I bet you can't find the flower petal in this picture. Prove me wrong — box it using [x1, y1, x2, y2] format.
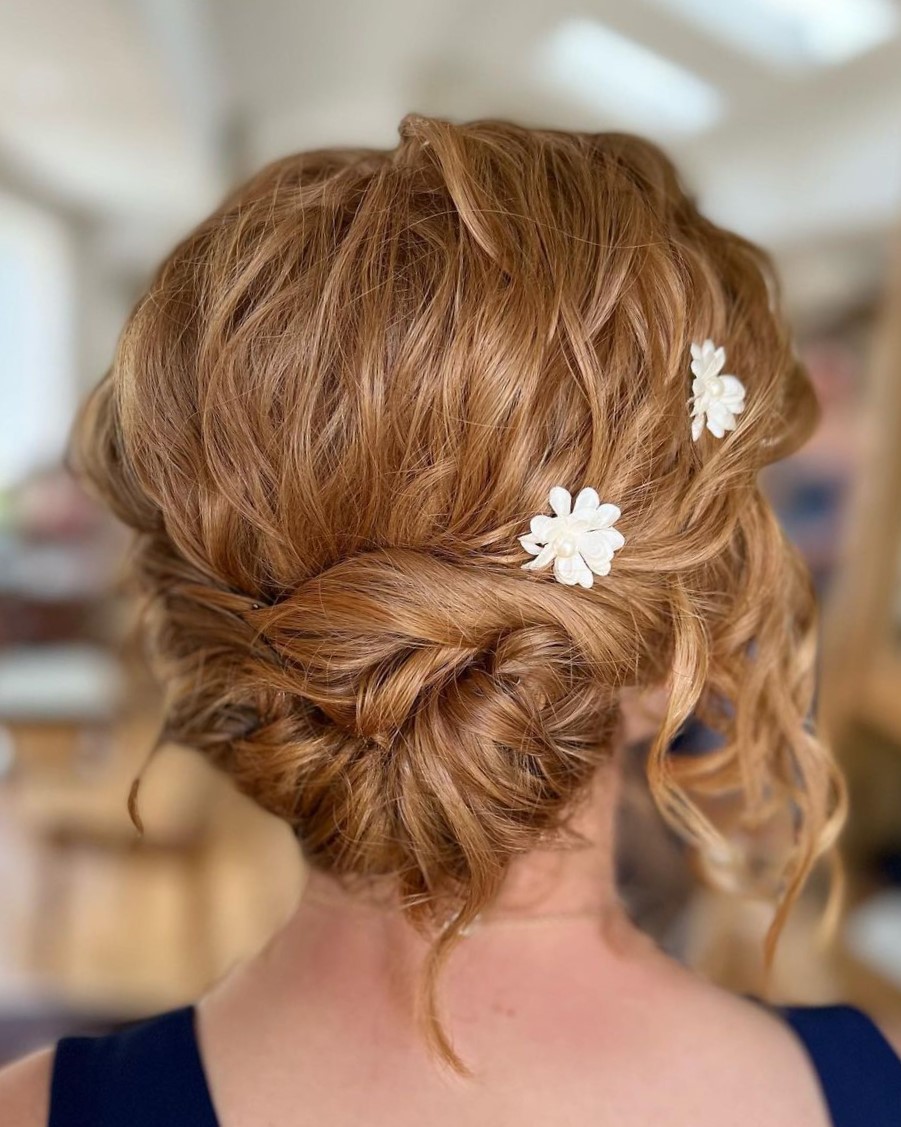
[720, 389, 744, 414]
[548, 486, 571, 518]
[692, 414, 705, 441]
[707, 401, 736, 429]
[553, 554, 580, 585]
[573, 486, 600, 513]
[584, 554, 612, 577]
[522, 543, 556, 571]
[529, 514, 554, 541]
[579, 530, 614, 559]
[690, 358, 708, 380]
[574, 555, 594, 588]
[584, 503, 621, 531]
[519, 534, 542, 555]
[720, 375, 745, 400]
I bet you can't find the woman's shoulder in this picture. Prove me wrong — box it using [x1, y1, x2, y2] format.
[718, 992, 901, 1127]
[1, 994, 899, 1127]
[0, 1044, 54, 1127]
[648, 968, 901, 1125]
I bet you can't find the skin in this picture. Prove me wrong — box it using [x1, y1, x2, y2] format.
[0, 699, 880, 1125]
[185, 771, 834, 1127]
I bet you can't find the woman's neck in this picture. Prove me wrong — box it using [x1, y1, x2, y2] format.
[231, 757, 654, 1011]
[195, 752, 676, 1106]
[296, 757, 621, 922]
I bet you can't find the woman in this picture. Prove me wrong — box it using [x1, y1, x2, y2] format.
[3, 116, 899, 1125]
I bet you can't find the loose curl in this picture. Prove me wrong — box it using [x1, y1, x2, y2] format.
[73, 115, 846, 1068]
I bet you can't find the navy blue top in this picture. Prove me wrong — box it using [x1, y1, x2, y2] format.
[48, 1002, 901, 1126]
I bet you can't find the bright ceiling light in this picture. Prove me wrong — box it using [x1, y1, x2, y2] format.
[650, 0, 899, 69]
[539, 19, 724, 137]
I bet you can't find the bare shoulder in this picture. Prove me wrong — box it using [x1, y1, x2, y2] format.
[0, 1045, 55, 1127]
[652, 971, 833, 1124]
[878, 1016, 901, 1059]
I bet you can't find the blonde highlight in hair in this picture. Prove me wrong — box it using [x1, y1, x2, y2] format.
[74, 115, 845, 1068]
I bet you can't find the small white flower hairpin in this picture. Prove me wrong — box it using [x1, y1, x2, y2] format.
[689, 339, 746, 441]
[519, 486, 625, 588]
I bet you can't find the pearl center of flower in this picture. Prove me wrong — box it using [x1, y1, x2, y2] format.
[556, 535, 579, 558]
[707, 376, 724, 398]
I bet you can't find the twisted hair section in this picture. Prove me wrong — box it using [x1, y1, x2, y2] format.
[73, 116, 845, 1068]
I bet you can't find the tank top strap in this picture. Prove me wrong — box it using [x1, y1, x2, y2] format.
[49, 1004, 219, 1127]
[782, 1004, 901, 1127]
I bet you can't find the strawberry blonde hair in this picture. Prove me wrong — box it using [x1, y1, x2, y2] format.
[74, 115, 845, 1066]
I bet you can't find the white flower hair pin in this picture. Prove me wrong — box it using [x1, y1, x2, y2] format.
[519, 486, 625, 588]
[689, 339, 746, 441]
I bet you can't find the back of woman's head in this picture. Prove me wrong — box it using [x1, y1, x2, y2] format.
[74, 115, 844, 1059]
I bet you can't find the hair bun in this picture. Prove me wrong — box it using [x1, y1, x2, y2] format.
[256, 549, 616, 745]
[237, 549, 621, 886]
[133, 545, 624, 919]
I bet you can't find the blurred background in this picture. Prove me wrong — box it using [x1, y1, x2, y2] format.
[1, 0, 900, 1064]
